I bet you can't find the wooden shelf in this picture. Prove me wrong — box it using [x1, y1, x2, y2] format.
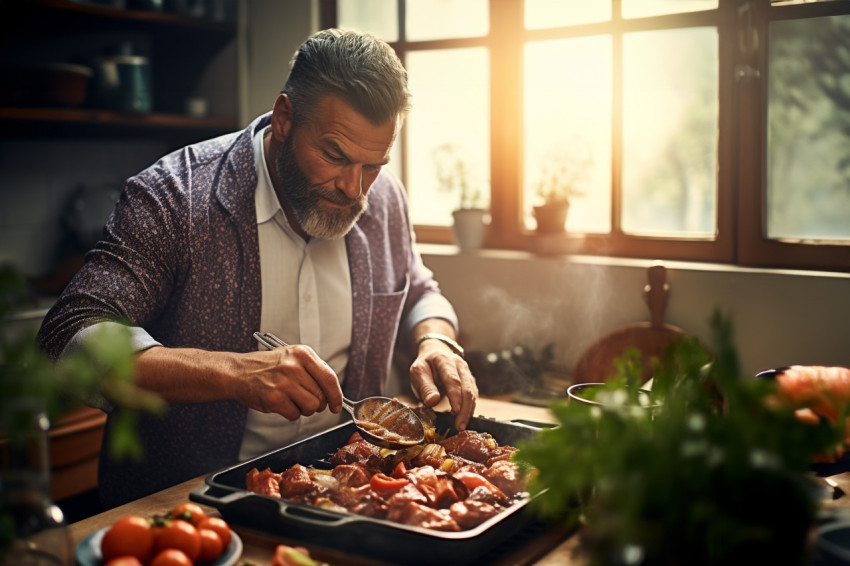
[0, 107, 239, 140]
[1, 0, 236, 36]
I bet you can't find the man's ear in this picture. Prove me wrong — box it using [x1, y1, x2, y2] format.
[271, 93, 294, 140]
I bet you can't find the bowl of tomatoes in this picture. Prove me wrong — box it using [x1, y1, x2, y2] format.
[75, 502, 242, 566]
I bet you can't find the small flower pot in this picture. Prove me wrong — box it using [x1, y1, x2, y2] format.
[452, 208, 488, 250]
[533, 201, 570, 234]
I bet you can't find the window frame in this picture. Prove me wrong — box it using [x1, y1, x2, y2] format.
[321, 0, 850, 273]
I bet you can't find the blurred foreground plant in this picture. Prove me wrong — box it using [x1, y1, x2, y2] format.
[514, 309, 845, 565]
[0, 263, 166, 461]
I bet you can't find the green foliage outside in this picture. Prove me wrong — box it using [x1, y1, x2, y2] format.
[514, 309, 845, 565]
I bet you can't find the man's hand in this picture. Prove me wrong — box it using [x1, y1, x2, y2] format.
[230, 344, 344, 420]
[134, 344, 343, 421]
[409, 331, 478, 431]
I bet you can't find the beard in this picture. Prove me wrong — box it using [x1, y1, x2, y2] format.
[275, 133, 368, 240]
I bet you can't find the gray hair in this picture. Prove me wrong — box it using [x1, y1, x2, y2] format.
[283, 28, 411, 127]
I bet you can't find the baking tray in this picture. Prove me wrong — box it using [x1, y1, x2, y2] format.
[191, 413, 546, 565]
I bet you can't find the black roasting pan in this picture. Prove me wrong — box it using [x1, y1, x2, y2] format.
[191, 412, 547, 565]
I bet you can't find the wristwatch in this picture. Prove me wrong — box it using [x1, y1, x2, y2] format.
[416, 333, 465, 358]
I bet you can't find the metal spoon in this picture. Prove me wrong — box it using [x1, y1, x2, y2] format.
[252, 332, 425, 449]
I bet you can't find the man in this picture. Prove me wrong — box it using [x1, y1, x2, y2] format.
[37, 29, 477, 508]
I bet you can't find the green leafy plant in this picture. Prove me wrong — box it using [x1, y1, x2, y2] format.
[533, 138, 592, 207]
[0, 263, 165, 461]
[432, 143, 485, 210]
[514, 309, 844, 565]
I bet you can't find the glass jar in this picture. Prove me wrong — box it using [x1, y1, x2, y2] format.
[1, 398, 73, 566]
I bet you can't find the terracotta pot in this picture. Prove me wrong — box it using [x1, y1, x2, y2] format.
[533, 201, 570, 234]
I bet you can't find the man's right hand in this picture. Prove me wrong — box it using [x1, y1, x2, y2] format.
[133, 344, 344, 421]
[230, 344, 344, 420]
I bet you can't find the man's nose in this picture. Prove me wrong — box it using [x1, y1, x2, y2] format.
[336, 165, 363, 199]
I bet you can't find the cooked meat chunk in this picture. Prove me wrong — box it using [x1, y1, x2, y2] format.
[449, 500, 501, 529]
[332, 463, 371, 487]
[279, 464, 317, 499]
[439, 430, 509, 463]
[329, 438, 385, 470]
[388, 501, 460, 532]
[387, 482, 429, 509]
[246, 468, 282, 498]
[483, 460, 525, 497]
[467, 485, 509, 507]
[331, 484, 373, 508]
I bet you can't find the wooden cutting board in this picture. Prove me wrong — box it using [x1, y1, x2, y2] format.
[572, 263, 693, 385]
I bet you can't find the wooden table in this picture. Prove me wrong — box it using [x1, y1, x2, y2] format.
[70, 395, 850, 565]
[69, 397, 587, 565]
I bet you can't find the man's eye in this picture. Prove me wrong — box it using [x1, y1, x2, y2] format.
[325, 152, 346, 164]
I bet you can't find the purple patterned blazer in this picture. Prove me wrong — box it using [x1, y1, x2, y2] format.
[37, 113, 456, 508]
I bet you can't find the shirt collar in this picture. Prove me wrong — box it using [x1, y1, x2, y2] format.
[253, 125, 283, 225]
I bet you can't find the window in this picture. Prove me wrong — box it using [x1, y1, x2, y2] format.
[324, 0, 850, 272]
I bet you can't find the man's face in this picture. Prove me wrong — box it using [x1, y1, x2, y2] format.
[275, 96, 398, 240]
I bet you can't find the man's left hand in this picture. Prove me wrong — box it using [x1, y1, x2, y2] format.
[409, 337, 478, 431]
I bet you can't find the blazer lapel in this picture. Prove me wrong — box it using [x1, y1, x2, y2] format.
[344, 224, 373, 399]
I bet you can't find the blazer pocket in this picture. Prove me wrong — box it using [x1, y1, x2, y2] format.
[370, 274, 409, 343]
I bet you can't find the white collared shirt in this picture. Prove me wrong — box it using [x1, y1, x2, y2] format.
[237, 126, 352, 461]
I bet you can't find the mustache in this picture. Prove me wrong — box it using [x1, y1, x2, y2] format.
[313, 185, 363, 207]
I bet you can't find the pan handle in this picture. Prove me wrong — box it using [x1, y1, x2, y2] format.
[190, 483, 254, 507]
[279, 503, 353, 527]
[192, 483, 355, 528]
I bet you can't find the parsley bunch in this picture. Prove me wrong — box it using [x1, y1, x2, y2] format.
[514, 310, 844, 565]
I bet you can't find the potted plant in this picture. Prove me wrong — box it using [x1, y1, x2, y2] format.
[531, 141, 592, 234]
[432, 143, 488, 250]
[514, 311, 845, 565]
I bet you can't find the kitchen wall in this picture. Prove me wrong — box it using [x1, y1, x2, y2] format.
[2, 1, 847, 380]
[420, 247, 850, 379]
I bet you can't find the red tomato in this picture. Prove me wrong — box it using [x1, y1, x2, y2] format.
[453, 471, 507, 498]
[154, 519, 201, 562]
[197, 528, 224, 563]
[370, 472, 409, 492]
[104, 558, 144, 566]
[149, 548, 194, 566]
[392, 461, 407, 479]
[197, 516, 231, 549]
[100, 515, 155, 563]
[170, 502, 208, 527]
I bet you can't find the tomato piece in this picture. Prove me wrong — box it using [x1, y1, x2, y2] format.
[170, 502, 208, 527]
[154, 519, 201, 562]
[104, 558, 144, 566]
[197, 516, 231, 549]
[391, 461, 407, 479]
[100, 515, 155, 563]
[198, 528, 224, 563]
[272, 544, 327, 566]
[453, 471, 507, 498]
[369, 472, 409, 492]
[149, 548, 194, 566]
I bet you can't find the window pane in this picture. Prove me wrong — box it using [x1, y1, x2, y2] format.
[621, 0, 717, 19]
[406, 48, 490, 226]
[524, 0, 611, 29]
[622, 27, 718, 237]
[524, 37, 612, 233]
[766, 14, 850, 242]
[405, 0, 488, 41]
[338, 0, 398, 42]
